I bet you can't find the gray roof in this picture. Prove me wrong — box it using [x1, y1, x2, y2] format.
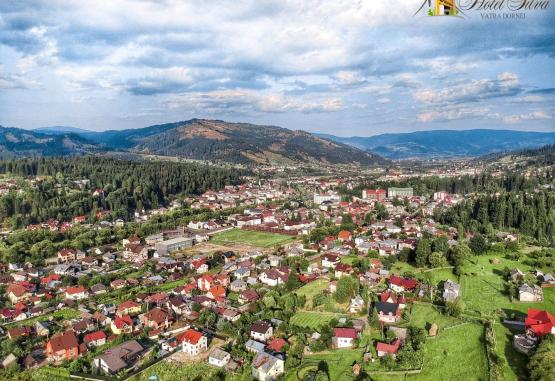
[245, 339, 265, 353]
[95, 340, 143, 373]
[210, 347, 230, 361]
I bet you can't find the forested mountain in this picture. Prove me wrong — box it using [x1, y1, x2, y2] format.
[40, 119, 389, 166]
[0, 126, 99, 159]
[318, 130, 555, 159]
[0, 157, 244, 226]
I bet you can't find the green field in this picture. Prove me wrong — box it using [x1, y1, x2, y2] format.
[494, 322, 529, 381]
[407, 303, 463, 331]
[372, 323, 488, 381]
[460, 254, 555, 316]
[127, 361, 251, 381]
[5, 308, 81, 329]
[211, 228, 295, 248]
[287, 348, 364, 381]
[290, 311, 342, 329]
[295, 279, 329, 302]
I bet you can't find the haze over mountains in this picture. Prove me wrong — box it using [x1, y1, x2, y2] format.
[318, 130, 555, 159]
[0, 120, 553, 163]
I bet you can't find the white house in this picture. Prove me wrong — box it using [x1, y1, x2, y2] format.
[519, 284, 544, 302]
[251, 352, 284, 381]
[321, 253, 340, 268]
[250, 321, 273, 343]
[332, 328, 358, 348]
[208, 348, 231, 368]
[181, 329, 208, 355]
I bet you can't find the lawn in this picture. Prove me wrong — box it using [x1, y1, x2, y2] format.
[5, 308, 81, 328]
[460, 254, 555, 316]
[287, 348, 364, 381]
[494, 321, 529, 381]
[127, 361, 251, 381]
[372, 323, 488, 381]
[211, 228, 295, 248]
[407, 303, 463, 330]
[290, 311, 342, 330]
[295, 279, 329, 303]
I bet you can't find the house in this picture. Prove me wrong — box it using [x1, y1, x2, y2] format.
[388, 275, 418, 293]
[259, 268, 289, 287]
[238, 289, 259, 305]
[207, 285, 226, 300]
[267, 338, 287, 353]
[321, 253, 340, 268]
[46, 331, 80, 362]
[140, 308, 172, 330]
[377, 338, 401, 358]
[251, 352, 284, 381]
[374, 302, 401, 323]
[245, 339, 265, 353]
[250, 321, 273, 343]
[90, 284, 107, 295]
[334, 263, 353, 278]
[191, 258, 209, 274]
[111, 315, 133, 335]
[338, 230, 352, 242]
[442, 279, 461, 302]
[362, 188, 386, 202]
[208, 347, 231, 368]
[180, 329, 208, 355]
[84, 331, 107, 348]
[348, 295, 365, 313]
[230, 279, 247, 292]
[7, 326, 32, 341]
[65, 286, 88, 300]
[519, 284, 544, 302]
[332, 327, 358, 348]
[525, 309, 555, 336]
[57, 248, 77, 263]
[6, 284, 30, 304]
[116, 300, 142, 317]
[510, 268, 525, 281]
[328, 280, 337, 293]
[93, 340, 143, 374]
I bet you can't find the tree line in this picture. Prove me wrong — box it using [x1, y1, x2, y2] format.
[0, 156, 245, 227]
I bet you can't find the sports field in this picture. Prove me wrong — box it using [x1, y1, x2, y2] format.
[211, 228, 296, 248]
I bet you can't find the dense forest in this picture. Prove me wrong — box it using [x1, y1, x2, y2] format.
[340, 171, 553, 198]
[436, 190, 555, 245]
[0, 157, 245, 226]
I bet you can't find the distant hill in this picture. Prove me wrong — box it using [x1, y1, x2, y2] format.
[0, 126, 100, 159]
[59, 119, 389, 166]
[34, 126, 94, 135]
[317, 130, 555, 159]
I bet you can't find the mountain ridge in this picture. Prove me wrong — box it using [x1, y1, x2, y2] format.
[316, 129, 555, 159]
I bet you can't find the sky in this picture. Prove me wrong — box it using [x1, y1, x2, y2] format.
[0, 0, 554, 136]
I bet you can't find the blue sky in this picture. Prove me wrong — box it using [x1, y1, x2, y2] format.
[0, 0, 554, 136]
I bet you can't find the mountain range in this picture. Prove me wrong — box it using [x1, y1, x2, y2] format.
[0, 120, 388, 166]
[0, 121, 552, 164]
[316, 129, 555, 159]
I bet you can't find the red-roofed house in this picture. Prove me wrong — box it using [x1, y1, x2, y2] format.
[116, 300, 142, 317]
[525, 309, 555, 337]
[207, 285, 226, 300]
[321, 253, 340, 268]
[111, 315, 133, 335]
[197, 274, 214, 291]
[192, 258, 208, 274]
[334, 263, 353, 278]
[377, 339, 401, 357]
[389, 275, 418, 293]
[332, 328, 358, 348]
[46, 331, 80, 362]
[65, 286, 88, 300]
[84, 331, 107, 348]
[338, 230, 353, 242]
[180, 329, 207, 355]
[267, 338, 287, 352]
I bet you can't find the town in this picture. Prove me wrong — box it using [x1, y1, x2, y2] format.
[0, 155, 553, 381]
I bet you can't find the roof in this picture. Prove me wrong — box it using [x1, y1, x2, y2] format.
[251, 321, 272, 334]
[333, 327, 357, 339]
[210, 347, 230, 361]
[252, 352, 282, 372]
[181, 329, 204, 345]
[525, 309, 555, 336]
[245, 339, 265, 352]
[338, 230, 352, 240]
[66, 286, 86, 295]
[389, 275, 418, 290]
[375, 301, 399, 315]
[84, 330, 106, 343]
[48, 331, 78, 352]
[377, 338, 401, 354]
[267, 338, 287, 352]
[95, 340, 143, 373]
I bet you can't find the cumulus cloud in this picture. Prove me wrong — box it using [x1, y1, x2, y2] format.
[0, 0, 554, 132]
